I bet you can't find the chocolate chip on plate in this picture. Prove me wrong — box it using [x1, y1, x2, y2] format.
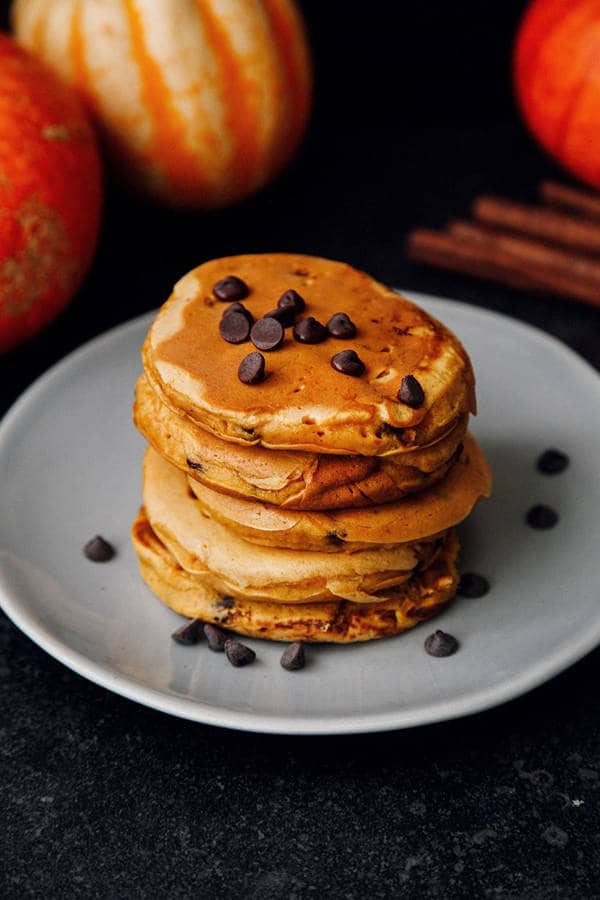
[293, 316, 328, 344]
[224, 639, 256, 667]
[219, 311, 251, 344]
[280, 642, 305, 671]
[537, 448, 569, 475]
[264, 306, 295, 328]
[458, 572, 490, 598]
[238, 351, 265, 384]
[171, 618, 204, 645]
[83, 535, 115, 562]
[331, 349, 365, 376]
[398, 374, 425, 409]
[222, 302, 254, 326]
[251, 316, 284, 351]
[212, 275, 249, 302]
[526, 504, 559, 529]
[327, 312, 356, 339]
[424, 630, 459, 657]
[278, 289, 306, 314]
[203, 623, 228, 651]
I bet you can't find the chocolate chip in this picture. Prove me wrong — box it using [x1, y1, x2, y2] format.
[264, 306, 295, 328]
[293, 316, 328, 344]
[424, 630, 459, 657]
[219, 311, 251, 344]
[83, 535, 115, 562]
[212, 275, 249, 302]
[280, 642, 305, 671]
[327, 312, 356, 339]
[458, 572, 490, 598]
[186, 458, 204, 471]
[250, 317, 284, 351]
[278, 289, 306, 314]
[331, 349, 365, 376]
[203, 623, 228, 651]
[537, 449, 569, 475]
[526, 504, 559, 529]
[238, 351, 266, 384]
[326, 531, 345, 546]
[224, 639, 256, 667]
[217, 596, 235, 609]
[398, 375, 425, 408]
[222, 302, 253, 326]
[171, 618, 203, 645]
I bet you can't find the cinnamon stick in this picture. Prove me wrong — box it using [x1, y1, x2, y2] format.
[540, 180, 600, 220]
[473, 195, 600, 254]
[406, 228, 600, 307]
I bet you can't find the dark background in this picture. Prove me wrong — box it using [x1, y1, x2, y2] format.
[3, 2, 600, 897]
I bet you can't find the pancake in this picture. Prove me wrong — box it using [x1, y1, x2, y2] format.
[142, 447, 447, 605]
[134, 373, 468, 509]
[132, 509, 460, 643]
[186, 432, 491, 552]
[142, 253, 476, 456]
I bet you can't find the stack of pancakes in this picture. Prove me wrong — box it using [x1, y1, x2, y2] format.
[132, 254, 491, 643]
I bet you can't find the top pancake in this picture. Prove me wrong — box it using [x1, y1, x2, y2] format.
[142, 253, 476, 456]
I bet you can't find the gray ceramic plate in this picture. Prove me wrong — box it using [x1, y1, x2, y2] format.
[1, 294, 599, 735]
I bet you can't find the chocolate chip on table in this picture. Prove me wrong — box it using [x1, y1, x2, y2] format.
[526, 504, 559, 529]
[293, 316, 328, 344]
[212, 275, 249, 302]
[219, 311, 251, 344]
[278, 289, 306, 314]
[222, 302, 253, 325]
[250, 316, 285, 351]
[331, 349, 365, 376]
[537, 448, 569, 475]
[424, 630, 459, 657]
[204, 623, 228, 651]
[238, 351, 266, 384]
[398, 374, 425, 408]
[280, 642, 305, 671]
[224, 639, 256, 667]
[171, 618, 204, 645]
[458, 572, 490, 598]
[327, 312, 356, 339]
[83, 535, 115, 562]
[264, 306, 295, 328]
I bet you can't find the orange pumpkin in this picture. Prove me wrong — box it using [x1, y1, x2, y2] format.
[12, 0, 312, 209]
[514, 0, 600, 189]
[0, 33, 102, 354]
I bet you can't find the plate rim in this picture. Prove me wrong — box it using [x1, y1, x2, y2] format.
[1, 293, 599, 735]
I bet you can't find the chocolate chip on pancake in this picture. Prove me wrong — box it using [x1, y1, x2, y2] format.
[212, 275, 249, 302]
[219, 311, 251, 344]
[424, 630, 459, 657]
[293, 316, 328, 344]
[331, 349, 365, 376]
[204, 623, 228, 651]
[222, 302, 254, 326]
[398, 374, 425, 409]
[537, 449, 569, 475]
[264, 306, 295, 328]
[83, 535, 115, 562]
[526, 504, 559, 529]
[280, 642, 306, 670]
[278, 289, 306, 314]
[225, 638, 256, 667]
[171, 618, 204, 645]
[458, 572, 490, 598]
[251, 317, 284, 351]
[238, 351, 266, 384]
[327, 312, 356, 339]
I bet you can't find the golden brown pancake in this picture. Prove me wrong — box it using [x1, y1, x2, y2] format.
[132, 509, 459, 643]
[134, 374, 468, 509]
[142, 253, 476, 455]
[141, 447, 447, 604]
[186, 432, 491, 552]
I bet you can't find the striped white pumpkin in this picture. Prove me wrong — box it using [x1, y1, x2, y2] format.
[12, 0, 312, 208]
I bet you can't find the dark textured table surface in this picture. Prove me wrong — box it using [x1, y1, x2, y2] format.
[2, 2, 600, 897]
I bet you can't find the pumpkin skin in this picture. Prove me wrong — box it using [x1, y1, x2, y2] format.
[0, 33, 102, 354]
[12, 0, 312, 209]
[514, 0, 600, 189]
